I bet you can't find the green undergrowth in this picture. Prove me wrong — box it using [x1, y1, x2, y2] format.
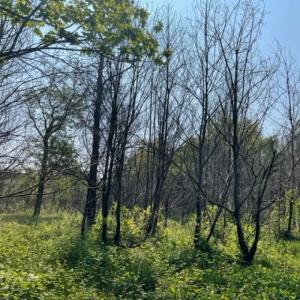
[0, 211, 299, 299]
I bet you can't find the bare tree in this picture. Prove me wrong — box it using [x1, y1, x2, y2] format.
[277, 48, 300, 238]
[145, 7, 185, 236]
[182, 0, 223, 248]
[211, 0, 278, 264]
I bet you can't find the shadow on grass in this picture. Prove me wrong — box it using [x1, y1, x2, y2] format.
[0, 214, 63, 225]
[286, 235, 300, 242]
[277, 233, 300, 242]
[60, 233, 158, 298]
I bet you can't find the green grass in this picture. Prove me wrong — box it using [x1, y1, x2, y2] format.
[0, 212, 299, 299]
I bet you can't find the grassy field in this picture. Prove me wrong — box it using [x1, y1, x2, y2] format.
[0, 212, 299, 299]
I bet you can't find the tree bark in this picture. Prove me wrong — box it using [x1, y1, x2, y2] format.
[33, 137, 49, 217]
[81, 56, 104, 235]
[101, 92, 118, 243]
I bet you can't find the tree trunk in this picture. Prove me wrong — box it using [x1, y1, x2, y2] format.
[114, 146, 126, 245]
[194, 195, 202, 247]
[286, 198, 294, 238]
[206, 206, 223, 242]
[81, 56, 104, 235]
[146, 175, 163, 236]
[33, 138, 49, 217]
[101, 98, 117, 244]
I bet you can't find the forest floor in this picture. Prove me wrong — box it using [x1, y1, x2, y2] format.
[0, 211, 299, 299]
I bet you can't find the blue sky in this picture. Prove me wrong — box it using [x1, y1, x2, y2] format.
[262, 0, 300, 61]
[147, 0, 300, 62]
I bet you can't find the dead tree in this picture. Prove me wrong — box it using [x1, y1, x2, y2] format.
[212, 0, 278, 264]
[145, 7, 185, 236]
[277, 49, 300, 238]
[184, 0, 222, 248]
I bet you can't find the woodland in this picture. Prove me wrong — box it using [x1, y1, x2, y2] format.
[0, 0, 300, 299]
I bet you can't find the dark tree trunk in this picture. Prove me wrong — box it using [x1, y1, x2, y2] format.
[194, 123, 207, 248]
[231, 69, 251, 263]
[33, 138, 49, 217]
[146, 173, 164, 236]
[206, 206, 223, 242]
[101, 94, 118, 243]
[101, 143, 115, 244]
[286, 199, 294, 238]
[81, 56, 104, 235]
[144, 147, 151, 210]
[114, 152, 125, 245]
[145, 138, 166, 236]
[194, 195, 202, 247]
[113, 128, 128, 244]
[193, 0, 210, 249]
[285, 64, 296, 239]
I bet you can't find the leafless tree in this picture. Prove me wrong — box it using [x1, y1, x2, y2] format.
[145, 7, 185, 236]
[277, 48, 300, 237]
[211, 0, 278, 264]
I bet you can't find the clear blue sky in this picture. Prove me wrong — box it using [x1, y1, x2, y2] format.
[147, 0, 300, 62]
[262, 0, 300, 61]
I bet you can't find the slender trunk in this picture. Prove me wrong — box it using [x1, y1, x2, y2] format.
[114, 188, 121, 245]
[144, 147, 151, 209]
[146, 134, 170, 236]
[114, 144, 126, 245]
[144, 94, 154, 210]
[286, 136, 295, 237]
[286, 198, 294, 237]
[285, 71, 296, 238]
[233, 137, 250, 260]
[206, 206, 223, 242]
[222, 210, 227, 240]
[101, 99, 117, 243]
[81, 56, 104, 235]
[33, 138, 49, 217]
[146, 98, 169, 235]
[146, 173, 163, 235]
[194, 115, 207, 247]
[194, 194, 202, 247]
[101, 148, 115, 243]
[194, 3, 210, 248]
[245, 200, 262, 265]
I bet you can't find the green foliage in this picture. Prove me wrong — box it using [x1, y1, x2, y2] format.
[0, 212, 299, 299]
[0, 0, 159, 62]
[0, 213, 104, 299]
